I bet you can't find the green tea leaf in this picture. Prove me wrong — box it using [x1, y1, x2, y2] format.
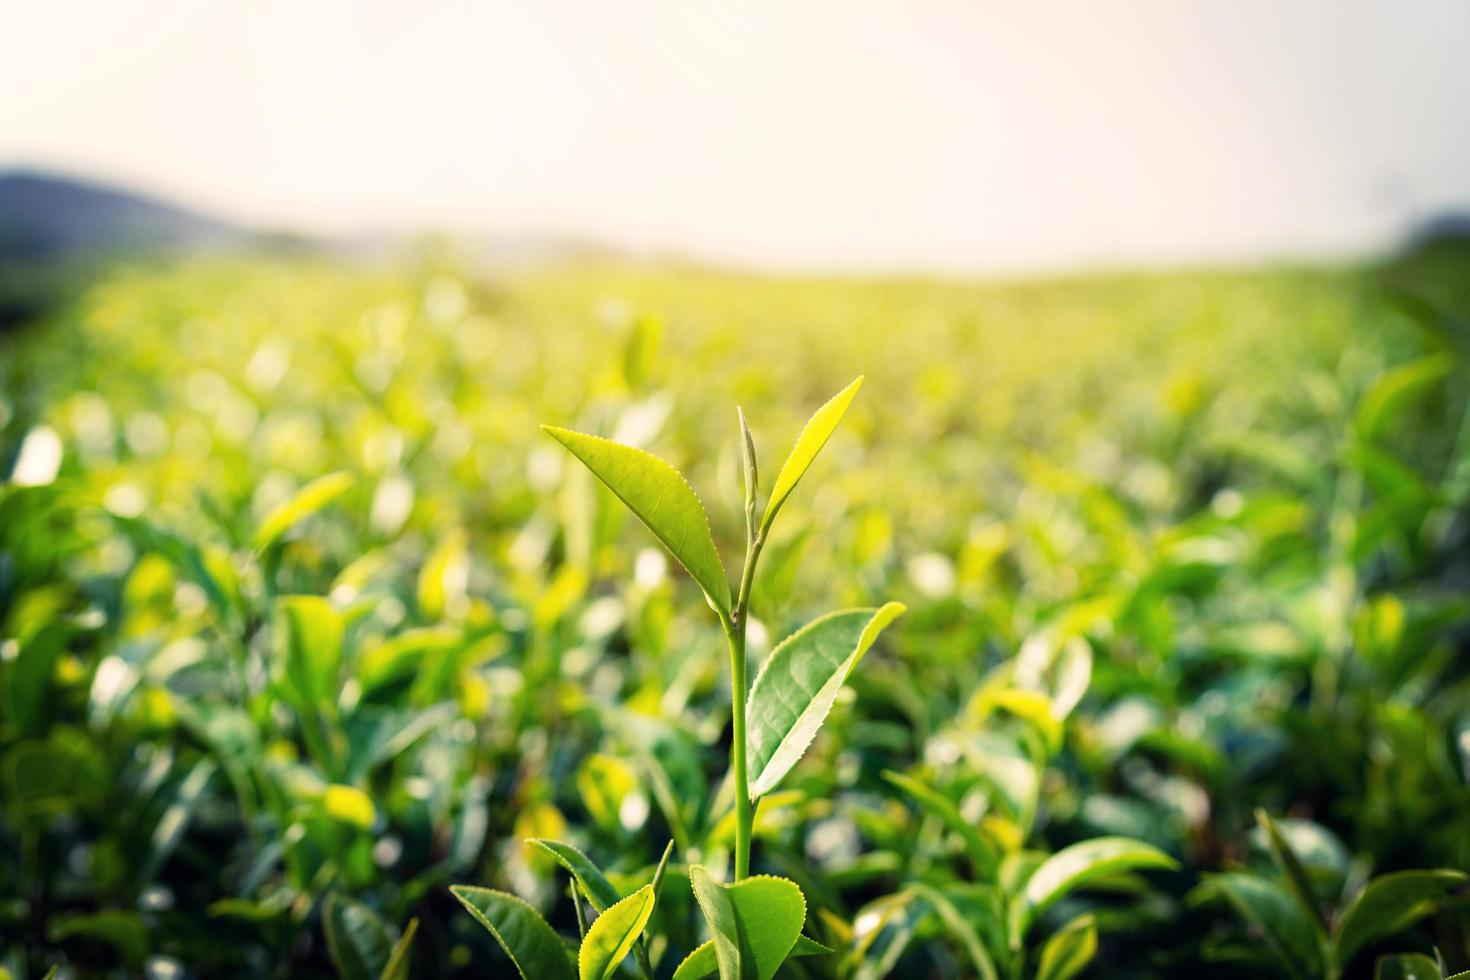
[904, 883, 999, 980]
[379, 918, 418, 980]
[672, 934, 830, 980]
[48, 910, 148, 965]
[5, 622, 69, 734]
[1194, 872, 1323, 978]
[450, 885, 575, 980]
[323, 894, 392, 980]
[1376, 954, 1444, 980]
[761, 376, 863, 533]
[688, 866, 806, 980]
[883, 770, 998, 877]
[275, 595, 344, 710]
[1256, 809, 1329, 932]
[142, 758, 216, 881]
[747, 602, 905, 796]
[529, 839, 622, 913]
[1011, 837, 1177, 945]
[650, 838, 675, 901]
[579, 884, 655, 980]
[738, 406, 759, 536]
[1035, 914, 1097, 980]
[1355, 355, 1452, 443]
[542, 426, 731, 617]
[1333, 870, 1467, 970]
[254, 471, 353, 550]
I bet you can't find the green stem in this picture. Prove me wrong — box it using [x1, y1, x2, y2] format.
[727, 532, 765, 881]
[727, 626, 753, 880]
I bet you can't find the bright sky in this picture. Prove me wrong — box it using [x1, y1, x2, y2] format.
[3, 0, 1469, 273]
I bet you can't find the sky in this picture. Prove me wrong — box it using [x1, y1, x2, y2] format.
[3, 0, 1469, 274]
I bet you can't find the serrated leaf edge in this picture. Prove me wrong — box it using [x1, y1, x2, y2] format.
[541, 425, 731, 615]
[449, 885, 570, 980]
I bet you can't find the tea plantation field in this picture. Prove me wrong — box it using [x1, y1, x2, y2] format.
[1, 251, 1467, 978]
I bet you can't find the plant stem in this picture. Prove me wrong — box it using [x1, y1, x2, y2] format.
[727, 532, 765, 881]
[727, 624, 753, 880]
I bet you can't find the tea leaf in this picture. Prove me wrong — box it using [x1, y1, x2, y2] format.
[688, 867, 806, 980]
[275, 595, 343, 710]
[1375, 954, 1444, 980]
[1011, 837, 1177, 945]
[142, 758, 216, 881]
[1333, 869, 1467, 970]
[579, 883, 655, 980]
[738, 406, 759, 536]
[379, 918, 418, 980]
[323, 894, 392, 980]
[5, 622, 69, 734]
[761, 377, 862, 534]
[1193, 872, 1322, 978]
[1256, 809, 1329, 932]
[672, 934, 831, 980]
[1035, 914, 1097, 980]
[883, 770, 998, 877]
[450, 885, 575, 980]
[542, 426, 731, 617]
[1354, 354, 1452, 443]
[254, 471, 353, 550]
[904, 882, 999, 980]
[529, 839, 621, 913]
[748, 602, 905, 796]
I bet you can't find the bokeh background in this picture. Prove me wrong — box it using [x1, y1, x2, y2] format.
[2, 3, 1469, 979]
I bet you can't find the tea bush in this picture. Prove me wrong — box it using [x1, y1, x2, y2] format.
[0, 253, 1467, 978]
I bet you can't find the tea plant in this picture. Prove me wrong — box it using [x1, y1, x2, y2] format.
[2, 251, 1468, 978]
[447, 378, 908, 977]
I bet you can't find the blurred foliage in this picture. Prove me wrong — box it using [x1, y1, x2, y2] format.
[0, 249, 1468, 978]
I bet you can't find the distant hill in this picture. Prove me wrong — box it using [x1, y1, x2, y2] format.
[0, 170, 245, 262]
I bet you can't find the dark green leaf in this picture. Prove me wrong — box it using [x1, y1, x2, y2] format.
[1194, 872, 1323, 978]
[529, 839, 621, 913]
[1333, 870, 1466, 970]
[324, 894, 392, 980]
[1376, 954, 1444, 980]
[450, 885, 576, 980]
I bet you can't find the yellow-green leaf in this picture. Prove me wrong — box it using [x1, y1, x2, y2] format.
[1036, 914, 1097, 980]
[254, 471, 353, 550]
[542, 426, 730, 617]
[379, 918, 417, 980]
[275, 595, 343, 710]
[322, 784, 376, 829]
[672, 934, 831, 980]
[761, 377, 863, 534]
[579, 884, 655, 980]
[688, 867, 807, 980]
